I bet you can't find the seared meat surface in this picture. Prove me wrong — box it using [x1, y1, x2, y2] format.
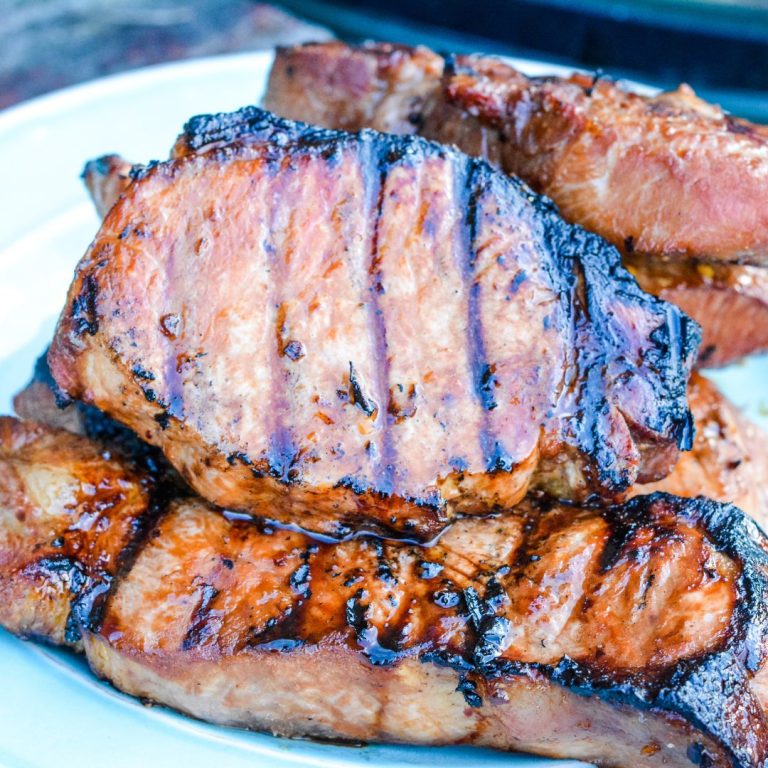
[1, 417, 768, 767]
[0, 417, 152, 647]
[49, 108, 698, 539]
[21, 353, 768, 528]
[265, 42, 768, 366]
[626, 258, 768, 367]
[636, 373, 768, 528]
[264, 42, 442, 135]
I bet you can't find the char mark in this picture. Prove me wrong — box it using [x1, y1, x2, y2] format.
[71, 274, 99, 337]
[182, 584, 220, 651]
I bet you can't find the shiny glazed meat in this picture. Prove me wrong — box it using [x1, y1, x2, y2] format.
[49, 108, 698, 539]
[0, 417, 152, 647]
[265, 42, 768, 366]
[1, 417, 768, 767]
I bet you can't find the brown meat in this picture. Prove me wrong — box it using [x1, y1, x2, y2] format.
[264, 42, 768, 366]
[81, 154, 133, 219]
[636, 373, 768, 528]
[49, 108, 698, 540]
[1, 417, 767, 767]
[626, 257, 768, 367]
[21, 353, 768, 528]
[0, 417, 152, 647]
[262, 41, 442, 136]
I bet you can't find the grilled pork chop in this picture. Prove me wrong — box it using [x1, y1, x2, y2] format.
[265, 42, 768, 366]
[74, 165, 768, 517]
[633, 373, 768, 528]
[48, 108, 698, 539]
[17, 353, 768, 529]
[2, 416, 768, 767]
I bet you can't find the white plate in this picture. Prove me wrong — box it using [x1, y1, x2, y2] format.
[0, 50, 765, 768]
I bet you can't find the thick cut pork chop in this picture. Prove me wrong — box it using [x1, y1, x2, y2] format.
[49, 108, 698, 539]
[1, 417, 768, 767]
[265, 42, 768, 366]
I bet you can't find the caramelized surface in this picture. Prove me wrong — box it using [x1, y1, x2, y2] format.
[627, 257, 768, 367]
[19, 355, 768, 529]
[0, 417, 151, 647]
[266, 42, 768, 365]
[431, 58, 768, 266]
[49, 108, 697, 539]
[1, 418, 767, 765]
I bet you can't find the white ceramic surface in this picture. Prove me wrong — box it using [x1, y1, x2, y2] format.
[0, 50, 764, 768]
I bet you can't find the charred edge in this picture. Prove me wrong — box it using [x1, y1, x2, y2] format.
[576, 220, 699, 457]
[410, 495, 768, 765]
[129, 160, 159, 181]
[25, 556, 85, 643]
[179, 106, 303, 153]
[71, 274, 99, 337]
[81, 154, 117, 181]
[647, 307, 700, 451]
[509, 495, 768, 767]
[365, 138, 395, 496]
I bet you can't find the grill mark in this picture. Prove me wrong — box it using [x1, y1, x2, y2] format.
[456, 161, 501, 473]
[365, 139, 396, 496]
[182, 583, 220, 650]
[161, 238, 184, 425]
[79, 500, 163, 640]
[264, 158, 300, 483]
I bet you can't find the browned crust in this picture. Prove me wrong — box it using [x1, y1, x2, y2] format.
[48, 107, 698, 538]
[1, 418, 767, 765]
[635, 373, 768, 529]
[0, 417, 152, 647]
[90, 493, 768, 767]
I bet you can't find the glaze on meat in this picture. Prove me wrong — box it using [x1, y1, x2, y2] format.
[1, 418, 768, 767]
[49, 108, 698, 539]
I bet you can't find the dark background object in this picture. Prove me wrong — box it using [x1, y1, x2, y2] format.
[278, 0, 768, 121]
[2, 0, 767, 121]
[0, 1, 331, 109]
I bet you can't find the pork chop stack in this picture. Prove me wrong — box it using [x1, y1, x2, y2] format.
[265, 41, 768, 367]
[2, 78, 767, 768]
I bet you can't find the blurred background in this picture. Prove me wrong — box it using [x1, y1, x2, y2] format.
[2, 0, 767, 120]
